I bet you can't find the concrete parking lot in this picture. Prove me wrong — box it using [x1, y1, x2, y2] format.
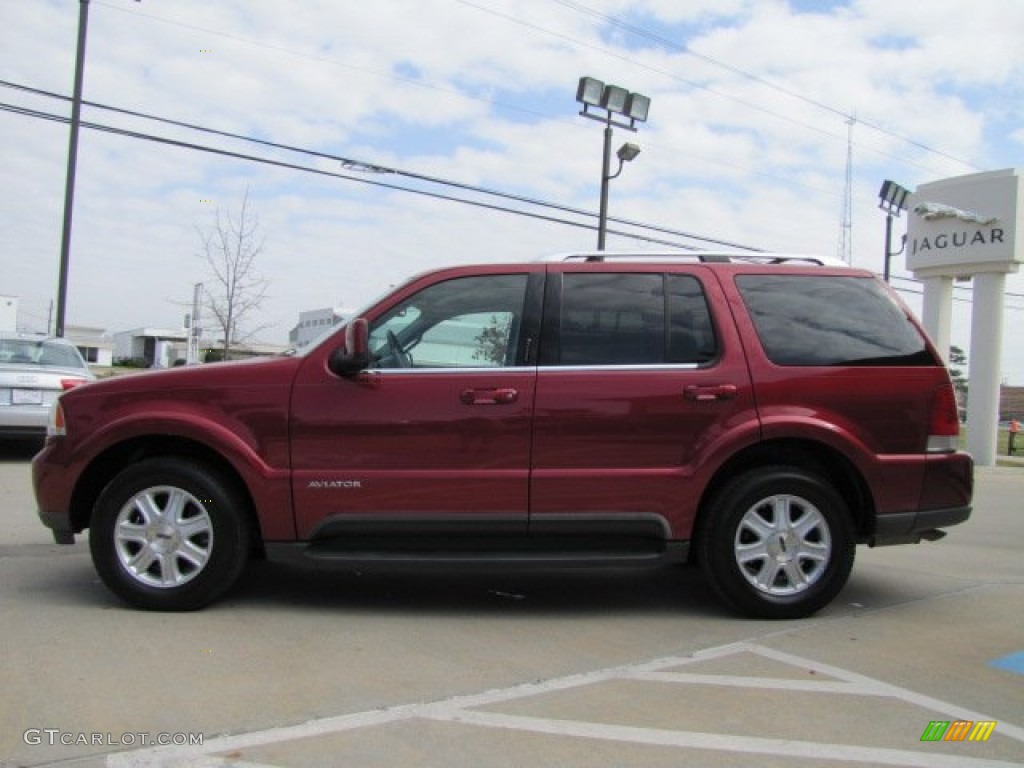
[1, 441, 1022, 767]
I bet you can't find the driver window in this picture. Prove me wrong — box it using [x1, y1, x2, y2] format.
[368, 274, 528, 369]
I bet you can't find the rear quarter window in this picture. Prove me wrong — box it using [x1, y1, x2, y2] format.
[735, 274, 935, 366]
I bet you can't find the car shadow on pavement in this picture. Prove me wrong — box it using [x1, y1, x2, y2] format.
[222, 560, 732, 619]
[0, 438, 43, 463]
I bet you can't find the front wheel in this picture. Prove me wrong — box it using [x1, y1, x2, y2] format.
[89, 458, 250, 611]
[697, 467, 855, 620]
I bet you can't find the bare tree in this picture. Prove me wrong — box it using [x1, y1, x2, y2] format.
[197, 188, 270, 360]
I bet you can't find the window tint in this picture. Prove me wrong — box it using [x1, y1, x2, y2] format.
[668, 274, 718, 364]
[560, 273, 663, 365]
[735, 275, 933, 366]
[369, 274, 527, 369]
[557, 273, 716, 366]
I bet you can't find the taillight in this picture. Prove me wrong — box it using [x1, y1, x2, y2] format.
[47, 401, 66, 438]
[60, 378, 87, 391]
[927, 382, 960, 453]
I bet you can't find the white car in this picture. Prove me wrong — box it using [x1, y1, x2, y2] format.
[0, 334, 95, 439]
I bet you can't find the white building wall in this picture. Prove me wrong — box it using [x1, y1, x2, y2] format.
[113, 331, 142, 361]
[0, 295, 17, 333]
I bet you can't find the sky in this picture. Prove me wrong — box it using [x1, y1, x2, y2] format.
[1, 0, 1023, 381]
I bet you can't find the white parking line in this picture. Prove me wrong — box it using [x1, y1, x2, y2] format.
[437, 710, 1021, 768]
[106, 641, 1024, 768]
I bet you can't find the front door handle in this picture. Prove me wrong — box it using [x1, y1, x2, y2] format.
[684, 384, 738, 402]
[460, 388, 519, 405]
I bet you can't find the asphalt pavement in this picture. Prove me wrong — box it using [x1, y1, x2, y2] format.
[1, 441, 1021, 768]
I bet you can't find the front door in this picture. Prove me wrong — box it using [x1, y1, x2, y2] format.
[289, 269, 540, 540]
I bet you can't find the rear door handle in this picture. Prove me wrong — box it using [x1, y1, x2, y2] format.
[460, 388, 519, 405]
[684, 384, 738, 402]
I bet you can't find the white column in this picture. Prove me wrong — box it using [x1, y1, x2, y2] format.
[919, 275, 953, 362]
[966, 271, 1007, 466]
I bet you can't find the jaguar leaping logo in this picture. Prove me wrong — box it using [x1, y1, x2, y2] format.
[913, 202, 998, 225]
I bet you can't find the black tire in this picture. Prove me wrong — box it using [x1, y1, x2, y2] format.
[697, 467, 855, 620]
[89, 458, 250, 611]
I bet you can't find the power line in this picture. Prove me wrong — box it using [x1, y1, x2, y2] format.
[0, 78, 761, 252]
[543, 0, 978, 171]
[0, 98, 698, 251]
[454, 0, 971, 181]
[889, 275, 1024, 303]
[95, 0, 961, 193]
[4, 84, 1023, 311]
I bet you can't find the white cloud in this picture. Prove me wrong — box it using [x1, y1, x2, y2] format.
[1, 0, 1022, 380]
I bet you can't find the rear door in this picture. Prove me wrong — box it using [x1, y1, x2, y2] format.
[529, 264, 758, 539]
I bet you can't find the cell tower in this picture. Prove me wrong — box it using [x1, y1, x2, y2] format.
[837, 115, 855, 264]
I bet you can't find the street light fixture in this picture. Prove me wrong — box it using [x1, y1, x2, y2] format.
[617, 143, 641, 164]
[878, 179, 910, 283]
[576, 76, 651, 250]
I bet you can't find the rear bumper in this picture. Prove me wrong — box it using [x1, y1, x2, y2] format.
[870, 505, 972, 546]
[0, 404, 50, 433]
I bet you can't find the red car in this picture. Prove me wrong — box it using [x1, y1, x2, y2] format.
[33, 253, 972, 618]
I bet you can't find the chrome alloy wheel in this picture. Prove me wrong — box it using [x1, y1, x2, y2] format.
[113, 485, 214, 588]
[733, 494, 832, 596]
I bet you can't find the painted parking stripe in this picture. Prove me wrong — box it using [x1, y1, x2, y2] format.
[438, 709, 1023, 768]
[107, 641, 1024, 768]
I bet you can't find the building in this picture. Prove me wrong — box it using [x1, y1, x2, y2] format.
[65, 325, 114, 366]
[1001, 386, 1024, 419]
[114, 327, 189, 367]
[0, 295, 16, 333]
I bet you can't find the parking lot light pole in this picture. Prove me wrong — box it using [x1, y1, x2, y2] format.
[878, 179, 910, 283]
[576, 77, 650, 250]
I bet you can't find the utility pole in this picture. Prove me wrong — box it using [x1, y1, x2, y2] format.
[55, 0, 139, 337]
[55, 0, 91, 338]
[187, 283, 203, 364]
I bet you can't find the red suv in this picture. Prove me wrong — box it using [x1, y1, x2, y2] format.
[33, 253, 973, 618]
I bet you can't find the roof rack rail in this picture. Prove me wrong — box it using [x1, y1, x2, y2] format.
[538, 251, 848, 267]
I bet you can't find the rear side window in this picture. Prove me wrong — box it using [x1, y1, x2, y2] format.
[555, 273, 716, 366]
[735, 275, 934, 366]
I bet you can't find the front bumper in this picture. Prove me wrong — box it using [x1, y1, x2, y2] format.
[38, 509, 76, 544]
[33, 437, 80, 546]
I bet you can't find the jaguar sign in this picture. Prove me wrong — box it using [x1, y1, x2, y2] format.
[907, 169, 1021, 275]
[904, 168, 1022, 466]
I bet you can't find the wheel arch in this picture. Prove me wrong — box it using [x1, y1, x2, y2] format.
[694, 439, 874, 555]
[69, 435, 265, 556]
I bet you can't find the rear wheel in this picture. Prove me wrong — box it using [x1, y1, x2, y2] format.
[89, 458, 250, 611]
[698, 467, 855, 619]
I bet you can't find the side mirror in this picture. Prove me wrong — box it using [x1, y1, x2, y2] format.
[327, 318, 370, 377]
